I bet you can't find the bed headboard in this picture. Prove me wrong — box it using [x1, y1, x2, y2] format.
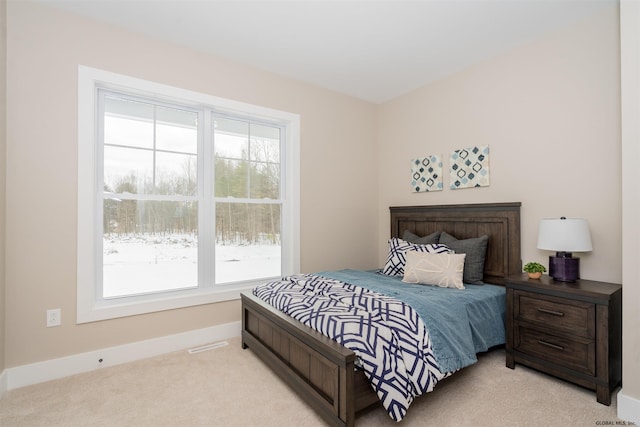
[390, 202, 521, 285]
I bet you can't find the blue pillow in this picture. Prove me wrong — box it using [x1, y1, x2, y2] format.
[438, 232, 489, 285]
[402, 230, 441, 245]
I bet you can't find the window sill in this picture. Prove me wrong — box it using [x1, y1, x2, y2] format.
[76, 283, 258, 324]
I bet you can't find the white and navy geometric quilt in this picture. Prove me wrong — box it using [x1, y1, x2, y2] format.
[253, 274, 446, 422]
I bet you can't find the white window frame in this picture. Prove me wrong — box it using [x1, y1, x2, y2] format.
[77, 65, 300, 323]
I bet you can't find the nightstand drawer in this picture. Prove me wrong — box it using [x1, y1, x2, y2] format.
[515, 290, 595, 338]
[515, 325, 595, 376]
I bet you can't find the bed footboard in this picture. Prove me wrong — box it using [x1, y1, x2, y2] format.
[241, 292, 378, 427]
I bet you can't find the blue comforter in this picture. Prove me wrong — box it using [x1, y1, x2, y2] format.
[318, 269, 505, 374]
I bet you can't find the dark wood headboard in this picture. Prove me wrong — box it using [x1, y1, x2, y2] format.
[390, 202, 521, 285]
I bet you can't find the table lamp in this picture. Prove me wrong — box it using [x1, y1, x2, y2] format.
[537, 217, 592, 282]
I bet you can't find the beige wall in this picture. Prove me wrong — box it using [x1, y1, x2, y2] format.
[621, 0, 640, 409]
[1, 0, 7, 373]
[377, 6, 621, 285]
[4, 1, 377, 367]
[4, 1, 635, 413]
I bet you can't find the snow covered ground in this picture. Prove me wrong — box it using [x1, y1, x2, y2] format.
[103, 234, 280, 298]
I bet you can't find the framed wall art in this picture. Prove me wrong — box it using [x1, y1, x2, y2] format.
[411, 155, 443, 193]
[450, 145, 490, 189]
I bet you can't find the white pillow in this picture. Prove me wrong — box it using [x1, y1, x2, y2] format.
[402, 251, 467, 289]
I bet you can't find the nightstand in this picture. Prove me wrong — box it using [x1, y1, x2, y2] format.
[505, 273, 622, 405]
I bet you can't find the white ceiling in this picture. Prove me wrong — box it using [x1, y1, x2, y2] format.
[36, 0, 617, 104]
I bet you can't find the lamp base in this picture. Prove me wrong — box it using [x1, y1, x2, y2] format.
[549, 253, 580, 282]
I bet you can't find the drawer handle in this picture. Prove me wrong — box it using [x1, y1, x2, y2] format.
[538, 340, 564, 351]
[537, 307, 565, 317]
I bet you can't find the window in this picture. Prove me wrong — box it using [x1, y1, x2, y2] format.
[78, 66, 300, 323]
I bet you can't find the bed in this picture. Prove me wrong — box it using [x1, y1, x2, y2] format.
[241, 202, 521, 426]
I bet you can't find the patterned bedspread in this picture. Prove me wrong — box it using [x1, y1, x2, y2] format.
[253, 274, 446, 422]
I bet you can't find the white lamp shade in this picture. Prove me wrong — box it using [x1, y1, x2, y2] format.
[537, 218, 593, 252]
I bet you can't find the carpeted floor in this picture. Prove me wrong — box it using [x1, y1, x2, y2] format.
[0, 337, 624, 426]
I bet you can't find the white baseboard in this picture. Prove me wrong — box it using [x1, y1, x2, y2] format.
[0, 368, 7, 397]
[4, 321, 241, 391]
[618, 389, 640, 424]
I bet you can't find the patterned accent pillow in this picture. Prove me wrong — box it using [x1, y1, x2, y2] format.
[402, 251, 467, 289]
[438, 232, 489, 285]
[381, 237, 452, 277]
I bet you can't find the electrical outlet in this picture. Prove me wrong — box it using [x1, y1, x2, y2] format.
[46, 308, 61, 327]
